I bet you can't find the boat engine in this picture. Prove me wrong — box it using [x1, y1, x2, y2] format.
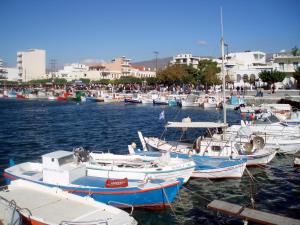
[73, 147, 90, 163]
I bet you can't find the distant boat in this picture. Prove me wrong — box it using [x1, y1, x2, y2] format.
[4, 150, 183, 209]
[0, 179, 137, 225]
[124, 98, 142, 104]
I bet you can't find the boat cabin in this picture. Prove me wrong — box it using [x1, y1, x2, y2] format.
[42, 150, 86, 185]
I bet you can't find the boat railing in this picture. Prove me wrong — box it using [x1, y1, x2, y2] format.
[0, 196, 23, 225]
[107, 201, 134, 215]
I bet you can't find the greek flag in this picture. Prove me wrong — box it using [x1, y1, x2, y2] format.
[159, 110, 165, 120]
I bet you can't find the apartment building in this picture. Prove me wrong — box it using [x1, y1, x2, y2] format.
[17, 49, 46, 81]
[170, 54, 201, 68]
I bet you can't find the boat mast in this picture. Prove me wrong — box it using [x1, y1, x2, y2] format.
[220, 7, 226, 125]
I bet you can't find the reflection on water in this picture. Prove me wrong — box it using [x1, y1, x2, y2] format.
[0, 98, 299, 224]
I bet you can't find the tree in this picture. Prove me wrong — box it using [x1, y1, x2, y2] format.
[157, 65, 189, 85]
[258, 70, 286, 89]
[294, 67, 300, 89]
[197, 59, 221, 86]
[79, 78, 90, 84]
[291, 46, 299, 56]
[145, 77, 158, 85]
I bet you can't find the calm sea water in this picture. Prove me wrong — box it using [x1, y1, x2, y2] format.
[0, 98, 299, 225]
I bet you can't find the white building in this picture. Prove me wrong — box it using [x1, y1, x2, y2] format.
[224, 51, 273, 85]
[5, 68, 19, 81]
[56, 56, 156, 81]
[57, 63, 89, 81]
[130, 66, 156, 78]
[272, 53, 300, 73]
[17, 49, 46, 82]
[170, 54, 201, 68]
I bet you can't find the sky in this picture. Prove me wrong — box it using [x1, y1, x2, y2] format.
[1, 0, 300, 67]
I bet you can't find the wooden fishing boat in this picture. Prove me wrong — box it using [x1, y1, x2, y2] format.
[4, 151, 183, 209]
[77, 148, 195, 183]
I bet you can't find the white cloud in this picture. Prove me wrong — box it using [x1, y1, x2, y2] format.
[196, 40, 207, 45]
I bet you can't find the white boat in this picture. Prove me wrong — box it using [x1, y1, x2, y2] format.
[181, 94, 200, 107]
[294, 152, 300, 166]
[138, 126, 247, 179]
[202, 96, 221, 108]
[0, 179, 137, 225]
[82, 148, 195, 183]
[0, 196, 22, 225]
[103, 94, 124, 103]
[226, 121, 300, 154]
[143, 121, 276, 166]
[4, 151, 183, 209]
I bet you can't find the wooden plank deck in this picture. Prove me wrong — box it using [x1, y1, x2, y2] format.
[207, 200, 244, 216]
[207, 200, 300, 225]
[241, 208, 300, 225]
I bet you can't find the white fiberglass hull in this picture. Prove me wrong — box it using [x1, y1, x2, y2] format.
[88, 153, 195, 183]
[87, 165, 194, 183]
[245, 150, 277, 166]
[203, 102, 218, 108]
[191, 162, 246, 179]
[294, 157, 300, 166]
[264, 141, 300, 154]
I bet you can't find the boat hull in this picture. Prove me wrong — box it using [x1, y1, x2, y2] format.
[4, 172, 182, 209]
[175, 154, 246, 179]
[86, 164, 195, 183]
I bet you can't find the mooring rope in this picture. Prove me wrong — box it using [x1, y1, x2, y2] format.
[161, 185, 184, 225]
[181, 186, 212, 203]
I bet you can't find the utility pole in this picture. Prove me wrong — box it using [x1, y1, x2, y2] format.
[154, 51, 159, 73]
[50, 59, 57, 79]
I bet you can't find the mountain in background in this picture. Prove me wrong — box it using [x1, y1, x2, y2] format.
[132, 57, 172, 70]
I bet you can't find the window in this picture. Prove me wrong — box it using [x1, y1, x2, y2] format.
[293, 62, 298, 70]
[279, 63, 284, 71]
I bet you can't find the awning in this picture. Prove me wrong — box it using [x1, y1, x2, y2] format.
[166, 122, 228, 129]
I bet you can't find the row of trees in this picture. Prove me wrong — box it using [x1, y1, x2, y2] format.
[157, 59, 221, 86]
[258, 67, 300, 89]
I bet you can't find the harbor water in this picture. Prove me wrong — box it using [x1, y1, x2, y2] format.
[0, 98, 299, 224]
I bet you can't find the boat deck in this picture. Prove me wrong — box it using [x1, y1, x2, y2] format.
[0, 181, 130, 225]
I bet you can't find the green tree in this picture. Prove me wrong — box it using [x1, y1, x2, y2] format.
[145, 77, 158, 85]
[294, 67, 300, 89]
[258, 70, 286, 89]
[115, 76, 142, 85]
[79, 78, 91, 84]
[157, 65, 188, 85]
[291, 46, 299, 56]
[197, 59, 221, 86]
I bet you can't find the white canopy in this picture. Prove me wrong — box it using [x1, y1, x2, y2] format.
[166, 122, 227, 129]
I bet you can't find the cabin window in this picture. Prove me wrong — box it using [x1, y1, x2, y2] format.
[212, 146, 221, 151]
[57, 155, 74, 165]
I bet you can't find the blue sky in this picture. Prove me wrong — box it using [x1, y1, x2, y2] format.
[1, 0, 300, 67]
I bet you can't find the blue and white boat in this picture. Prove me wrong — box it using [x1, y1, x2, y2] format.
[4, 151, 183, 209]
[138, 126, 247, 179]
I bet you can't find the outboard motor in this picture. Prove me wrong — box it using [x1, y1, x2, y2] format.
[73, 147, 90, 163]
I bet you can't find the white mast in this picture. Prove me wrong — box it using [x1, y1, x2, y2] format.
[220, 7, 226, 124]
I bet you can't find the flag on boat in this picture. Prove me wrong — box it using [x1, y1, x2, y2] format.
[159, 110, 165, 120]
